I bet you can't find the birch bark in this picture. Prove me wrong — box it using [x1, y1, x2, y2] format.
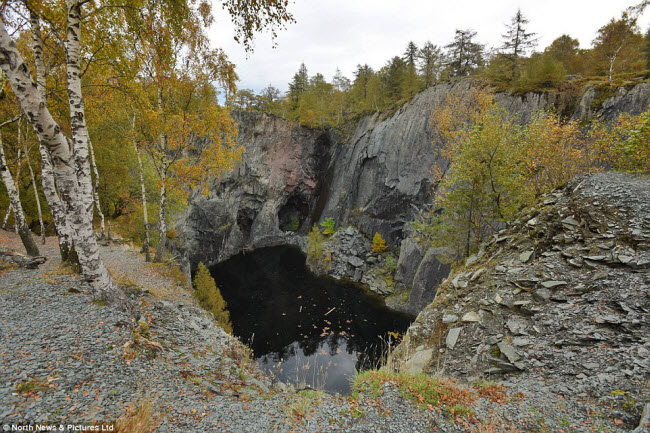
[132, 114, 151, 261]
[0, 21, 130, 310]
[88, 140, 106, 238]
[24, 143, 46, 245]
[30, 10, 75, 261]
[65, 0, 96, 220]
[0, 131, 39, 256]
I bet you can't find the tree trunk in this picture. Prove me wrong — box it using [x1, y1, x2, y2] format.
[0, 132, 39, 256]
[88, 140, 106, 238]
[29, 11, 47, 99]
[65, 1, 96, 222]
[154, 172, 167, 263]
[30, 10, 75, 261]
[25, 150, 46, 244]
[2, 206, 11, 229]
[133, 115, 151, 262]
[0, 21, 131, 311]
[21, 122, 46, 245]
[153, 86, 168, 263]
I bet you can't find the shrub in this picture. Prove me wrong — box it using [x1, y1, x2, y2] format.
[193, 263, 232, 333]
[591, 108, 650, 174]
[372, 232, 387, 253]
[307, 225, 330, 272]
[320, 217, 335, 236]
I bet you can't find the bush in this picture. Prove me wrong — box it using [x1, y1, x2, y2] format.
[320, 217, 335, 236]
[306, 225, 330, 272]
[372, 232, 387, 253]
[193, 263, 232, 333]
[591, 108, 650, 174]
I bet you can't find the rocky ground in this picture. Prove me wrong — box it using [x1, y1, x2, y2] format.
[394, 172, 650, 432]
[1, 172, 649, 432]
[0, 233, 467, 432]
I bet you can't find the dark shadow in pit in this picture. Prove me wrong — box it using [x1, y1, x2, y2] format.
[209, 246, 413, 394]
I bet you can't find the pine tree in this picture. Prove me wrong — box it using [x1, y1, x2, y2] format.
[418, 41, 444, 87]
[501, 9, 538, 80]
[288, 63, 309, 106]
[382, 56, 407, 103]
[193, 263, 232, 333]
[403, 41, 419, 67]
[332, 68, 351, 92]
[446, 29, 484, 77]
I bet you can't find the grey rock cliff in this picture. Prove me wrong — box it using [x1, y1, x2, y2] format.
[177, 79, 650, 312]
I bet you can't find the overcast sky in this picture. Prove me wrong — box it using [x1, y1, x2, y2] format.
[207, 1, 650, 95]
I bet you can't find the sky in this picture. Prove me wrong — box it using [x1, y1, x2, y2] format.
[207, 0, 650, 95]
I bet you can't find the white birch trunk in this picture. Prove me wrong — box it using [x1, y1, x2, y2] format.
[2, 205, 10, 229]
[30, 10, 74, 260]
[132, 115, 151, 262]
[0, 132, 39, 256]
[154, 170, 167, 263]
[24, 144, 46, 245]
[153, 87, 168, 262]
[0, 21, 130, 311]
[88, 140, 105, 238]
[65, 1, 95, 222]
[10, 148, 22, 234]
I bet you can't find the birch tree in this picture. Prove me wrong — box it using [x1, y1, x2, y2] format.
[23, 138, 46, 244]
[592, 13, 645, 85]
[28, 6, 75, 261]
[0, 20, 131, 310]
[0, 119, 39, 256]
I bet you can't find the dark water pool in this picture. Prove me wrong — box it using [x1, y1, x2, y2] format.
[209, 246, 413, 394]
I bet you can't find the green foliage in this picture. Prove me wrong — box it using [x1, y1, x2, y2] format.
[383, 254, 397, 272]
[590, 108, 650, 173]
[372, 232, 387, 253]
[428, 89, 601, 260]
[320, 217, 335, 236]
[353, 369, 475, 415]
[306, 224, 331, 273]
[193, 263, 232, 333]
[515, 52, 567, 92]
[285, 214, 300, 232]
[589, 13, 646, 81]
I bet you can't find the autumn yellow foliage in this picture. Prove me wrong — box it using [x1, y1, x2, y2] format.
[426, 88, 645, 259]
[372, 232, 387, 254]
[193, 262, 232, 333]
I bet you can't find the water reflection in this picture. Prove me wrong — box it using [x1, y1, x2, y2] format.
[209, 246, 413, 394]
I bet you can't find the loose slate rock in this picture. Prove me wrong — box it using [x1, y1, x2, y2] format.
[541, 280, 567, 289]
[497, 342, 521, 363]
[462, 312, 480, 322]
[446, 328, 461, 350]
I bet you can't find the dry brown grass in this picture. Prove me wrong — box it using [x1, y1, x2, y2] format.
[115, 400, 159, 433]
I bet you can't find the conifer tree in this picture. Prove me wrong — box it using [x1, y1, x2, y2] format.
[193, 263, 232, 333]
[418, 41, 444, 87]
[288, 63, 309, 107]
[403, 41, 419, 67]
[501, 9, 537, 80]
[446, 29, 484, 77]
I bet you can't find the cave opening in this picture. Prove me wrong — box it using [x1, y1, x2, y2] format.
[278, 194, 310, 232]
[236, 208, 256, 238]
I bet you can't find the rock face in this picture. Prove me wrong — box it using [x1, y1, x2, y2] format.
[177, 79, 650, 311]
[393, 172, 650, 427]
[178, 111, 332, 267]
